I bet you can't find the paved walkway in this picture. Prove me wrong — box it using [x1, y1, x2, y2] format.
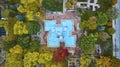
[63, 0, 67, 12]
[40, 23, 46, 44]
[113, 0, 120, 59]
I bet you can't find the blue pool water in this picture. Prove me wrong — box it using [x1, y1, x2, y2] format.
[45, 20, 76, 47]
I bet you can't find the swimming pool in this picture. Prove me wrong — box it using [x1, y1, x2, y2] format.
[45, 20, 76, 47]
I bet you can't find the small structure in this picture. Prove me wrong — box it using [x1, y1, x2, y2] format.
[0, 27, 6, 37]
[68, 57, 80, 67]
[77, 0, 100, 11]
[68, 47, 81, 67]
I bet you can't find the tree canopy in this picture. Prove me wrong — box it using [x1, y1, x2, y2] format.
[107, 27, 115, 35]
[26, 21, 40, 34]
[23, 52, 39, 67]
[78, 33, 98, 55]
[96, 13, 108, 26]
[5, 45, 23, 67]
[53, 47, 69, 62]
[65, 2, 72, 9]
[17, 35, 31, 49]
[14, 21, 28, 35]
[98, 32, 110, 42]
[38, 51, 53, 64]
[80, 16, 97, 30]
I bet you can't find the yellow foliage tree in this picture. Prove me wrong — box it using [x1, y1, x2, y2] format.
[23, 52, 39, 67]
[45, 61, 68, 67]
[17, 0, 44, 21]
[79, 54, 91, 67]
[9, 45, 23, 54]
[13, 21, 28, 35]
[5, 45, 23, 67]
[86, 16, 97, 30]
[95, 56, 111, 67]
[38, 52, 53, 64]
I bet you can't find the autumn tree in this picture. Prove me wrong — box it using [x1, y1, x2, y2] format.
[53, 47, 69, 62]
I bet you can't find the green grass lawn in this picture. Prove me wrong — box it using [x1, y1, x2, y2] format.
[42, 0, 63, 11]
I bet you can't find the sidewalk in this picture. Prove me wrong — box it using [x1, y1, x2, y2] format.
[63, 0, 67, 13]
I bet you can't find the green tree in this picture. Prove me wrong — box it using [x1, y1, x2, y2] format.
[79, 21, 87, 30]
[42, 0, 63, 11]
[78, 33, 98, 55]
[26, 21, 40, 34]
[17, 35, 31, 49]
[107, 27, 115, 35]
[96, 12, 108, 26]
[98, 0, 114, 12]
[1, 41, 16, 51]
[107, 7, 119, 21]
[80, 9, 96, 22]
[65, 2, 72, 9]
[1, 9, 11, 18]
[29, 40, 40, 51]
[80, 16, 97, 30]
